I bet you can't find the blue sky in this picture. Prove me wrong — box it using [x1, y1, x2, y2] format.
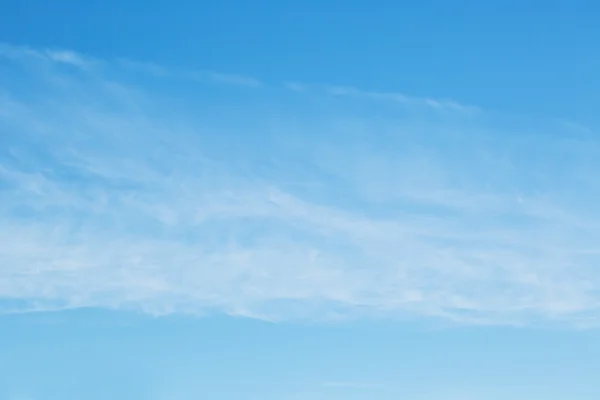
[1, 1, 600, 399]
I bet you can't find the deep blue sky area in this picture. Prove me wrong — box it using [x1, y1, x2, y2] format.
[1, 0, 599, 125]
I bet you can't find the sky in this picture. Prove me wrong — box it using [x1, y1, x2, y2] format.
[1, 1, 600, 399]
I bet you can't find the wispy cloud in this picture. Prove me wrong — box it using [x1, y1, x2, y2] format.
[0, 43, 476, 111]
[116, 58, 264, 88]
[44, 50, 90, 68]
[322, 84, 478, 113]
[200, 71, 264, 88]
[0, 43, 96, 70]
[1, 44, 599, 326]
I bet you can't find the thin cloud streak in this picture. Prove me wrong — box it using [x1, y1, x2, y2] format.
[323, 84, 478, 113]
[0, 43, 475, 111]
[1, 44, 599, 327]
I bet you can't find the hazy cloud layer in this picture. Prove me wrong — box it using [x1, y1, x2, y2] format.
[1, 44, 599, 326]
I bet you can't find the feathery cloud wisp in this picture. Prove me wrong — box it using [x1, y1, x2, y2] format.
[1, 44, 599, 326]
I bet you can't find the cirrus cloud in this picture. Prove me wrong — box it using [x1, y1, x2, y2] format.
[1, 43, 599, 327]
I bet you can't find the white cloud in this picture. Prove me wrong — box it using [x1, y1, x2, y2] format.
[322, 84, 478, 113]
[0, 43, 477, 111]
[201, 71, 264, 88]
[0, 43, 96, 70]
[1, 44, 600, 327]
[117, 55, 264, 88]
[44, 50, 90, 67]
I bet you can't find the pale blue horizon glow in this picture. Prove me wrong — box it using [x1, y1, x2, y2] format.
[1, 2, 600, 398]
